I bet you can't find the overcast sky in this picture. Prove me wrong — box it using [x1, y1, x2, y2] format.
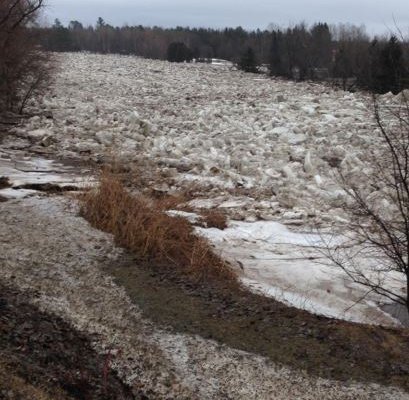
[44, 0, 409, 36]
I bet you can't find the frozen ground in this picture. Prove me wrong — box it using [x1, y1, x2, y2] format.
[197, 221, 403, 326]
[0, 195, 407, 399]
[0, 150, 93, 199]
[3, 52, 406, 326]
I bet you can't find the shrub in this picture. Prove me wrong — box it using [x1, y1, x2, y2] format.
[201, 209, 228, 230]
[80, 173, 236, 284]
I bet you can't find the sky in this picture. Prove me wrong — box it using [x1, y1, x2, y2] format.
[44, 0, 409, 36]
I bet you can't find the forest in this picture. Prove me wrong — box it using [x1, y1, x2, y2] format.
[39, 19, 409, 93]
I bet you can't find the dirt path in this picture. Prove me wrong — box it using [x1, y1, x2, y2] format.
[0, 194, 408, 399]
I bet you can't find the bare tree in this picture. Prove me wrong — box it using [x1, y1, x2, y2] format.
[0, 0, 52, 115]
[325, 91, 409, 314]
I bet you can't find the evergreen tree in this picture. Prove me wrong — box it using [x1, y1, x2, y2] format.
[269, 31, 284, 77]
[49, 19, 73, 52]
[377, 36, 406, 94]
[310, 23, 332, 69]
[68, 20, 83, 30]
[238, 47, 258, 73]
[166, 42, 193, 63]
[367, 36, 407, 94]
[96, 17, 105, 29]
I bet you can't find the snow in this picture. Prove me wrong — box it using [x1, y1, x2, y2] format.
[0, 187, 38, 199]
[8, 52, 406, 327]
[0, 153, 93, 191]
[197, 221, 402, 326]
[166, 210, 200, 223]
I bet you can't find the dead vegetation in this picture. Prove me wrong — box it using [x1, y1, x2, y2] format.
[0, 1, 53, 115]
[80, 173, 236, 284]
[325, 93, 409, 314]
[201, 209, 228, 230]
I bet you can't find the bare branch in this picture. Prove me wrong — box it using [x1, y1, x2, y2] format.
[324, 93, 409, 315]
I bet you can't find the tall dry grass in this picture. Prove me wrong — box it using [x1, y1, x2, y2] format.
[80, 173, 236, 284]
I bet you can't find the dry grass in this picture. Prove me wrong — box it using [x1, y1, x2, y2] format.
[201, 209, 228, 230]
[80, 173, 236, 284]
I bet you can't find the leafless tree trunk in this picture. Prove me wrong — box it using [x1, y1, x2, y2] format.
[325, 91, 409, 314]
[0, 0, 52, 115]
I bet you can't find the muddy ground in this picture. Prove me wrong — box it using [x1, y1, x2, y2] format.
[106, 253, 409, 391]
[0, 193, 407, 399]
[0, 284, 138, 400]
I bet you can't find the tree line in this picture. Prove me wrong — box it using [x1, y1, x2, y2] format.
[39, 19, 409, 94]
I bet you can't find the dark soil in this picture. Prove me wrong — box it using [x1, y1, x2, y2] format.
[0, 284, 145, 400]
[105, 254, 409, 392]
[15, 183, 79, 193]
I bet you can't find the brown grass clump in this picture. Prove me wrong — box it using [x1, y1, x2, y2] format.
[80, 173, 236, 284]
[201, 209, 228, 230]
[155, 192, 189, 211]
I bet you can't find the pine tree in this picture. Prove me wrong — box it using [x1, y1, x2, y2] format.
[238, 47, 258, 73]
[377, 36, 405, 94]
[269, 31, 284, 77]
[367, 36, 406, 94]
